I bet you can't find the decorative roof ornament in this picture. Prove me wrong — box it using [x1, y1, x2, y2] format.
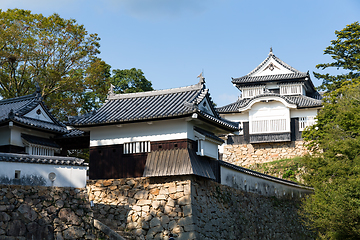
[35, 82, 41, 93]
[197, 72, 205, 85]
[35, 82, 42, 100]
[8, 109, 14, 118]
[107, 84, 115, 98]
[269, 47, 273, 55]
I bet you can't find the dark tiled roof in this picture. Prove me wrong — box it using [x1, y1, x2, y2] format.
[217, 93, 322, 113]
[219, 160, 312, 190]
[194, 127, 224, 143]
[0, 152, 88, 166]
[231, 52, 317, 94]
[69, 81, 238, 131]
[13, 116, 68, 133]
[21, 134, 60, 148]
[232, 72, 308, 84]
[232, 52, 307, 85]
[59, 129, 87, 138]
[143, 148, 216, 180]
[0, 91, 68, 134]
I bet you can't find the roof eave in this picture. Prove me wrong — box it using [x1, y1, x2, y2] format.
[1, 118, 68, 134]
[68, 111, 197, 128]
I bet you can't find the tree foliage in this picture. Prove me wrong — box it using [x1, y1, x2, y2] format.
[301, 84, 360, 239]
[314, 22, 360, 95]
[111, 68, 153, 94]
[301, 22, 360, 239]
[0, 9, 154, 120]
[0, 9, 108, 119]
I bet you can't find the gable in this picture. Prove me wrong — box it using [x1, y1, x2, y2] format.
[250, 59, 294, 77]
[23, 104, 55, 123]
[198, 97, 215, 117]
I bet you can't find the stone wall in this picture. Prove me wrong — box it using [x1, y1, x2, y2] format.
[87, 176, 314, 240]
[192, 177, 314, 240]
[87, 177, 194, 240]
[222, 140, 308, 167]
[0, 184, 112, 240]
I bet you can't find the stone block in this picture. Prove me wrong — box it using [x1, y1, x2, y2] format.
[6, 219, 26, 236]
[168, 186, 177, 194]
[156, 195, 166, 200]
[164, 205, 173, 214]
[159, 188, 169, 195]
[132, 205, 142, 212]
[177, 195, 191, 206]
[63, 226, 86, 239]
[150, 217, 161, 228]
[161, 215, 170, 226]
[134, 190, 149, 200]
[0, 212, 10, 222]
[142, 206, 150, 212]
[17, 203, 37, 221]
[184, 224, 196, 232]
[176, 185, 184, 192]
[177, 216, 193, 226]
[152, 200, 161, 210]
[150, 188, 160, 195]
[182, 205, 192, 216]
[146, 225, 163, 237]
[137, 200, 152, 206]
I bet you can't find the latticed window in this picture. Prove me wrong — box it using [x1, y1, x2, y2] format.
[280, 84, 303, 95]
[251, 119, 287, 134]
[242, 86, 265, 98]
[299, 116, 316, 131]
[26, 145, 56, 156]
[123, 141, 151, 154]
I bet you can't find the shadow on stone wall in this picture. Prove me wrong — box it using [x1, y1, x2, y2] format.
[192, 177, 315, 240]
[0, 184, 114, 239]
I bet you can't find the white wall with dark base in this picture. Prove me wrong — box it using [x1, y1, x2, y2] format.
[220, 163, 312, 198]
[0, 161, 88, 188]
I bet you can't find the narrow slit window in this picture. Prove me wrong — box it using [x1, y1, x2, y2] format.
[15, 170, 21, 179]
[123, 141, 151, 154]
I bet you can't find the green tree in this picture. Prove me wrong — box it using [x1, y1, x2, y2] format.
[301, 22, 360, 239]
[111, 68, 153, 94]
[0, 9, 108, 119]
[314, 22, 360, 95]
[301, 84, 360, 239]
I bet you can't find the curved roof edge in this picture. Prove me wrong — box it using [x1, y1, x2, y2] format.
[217, 93, 323, 113]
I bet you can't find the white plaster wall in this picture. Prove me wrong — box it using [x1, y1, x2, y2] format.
[220, 113, 247, 135]
[266, 83, 279, 89]
[199, 140, 218, 159]
[0, 126, 10, 146]
[220, 165, 312, 198]
[249, 101, 290, 133]
[90, 119, 196, 147]
[24, 104, 54, 123]
[9, 126, 54, 147]
[290, 108, 318, 118]
[220, 112, 248, 122]
[0, 161, 88, 188]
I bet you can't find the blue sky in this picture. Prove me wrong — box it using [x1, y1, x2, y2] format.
[1, 0, 359, 107]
